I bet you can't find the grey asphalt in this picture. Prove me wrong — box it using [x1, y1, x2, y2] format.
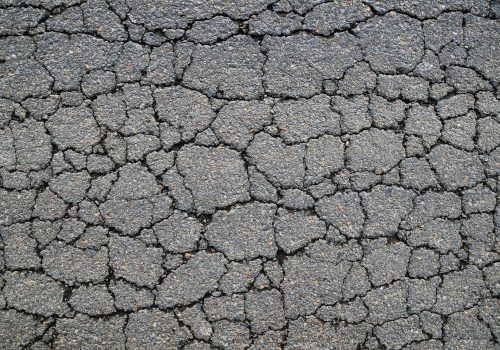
[0, 0, 500, 349]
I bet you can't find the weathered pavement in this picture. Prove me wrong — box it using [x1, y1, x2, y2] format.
[0, 0, 500, 349]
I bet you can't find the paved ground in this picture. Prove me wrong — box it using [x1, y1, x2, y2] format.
[0, 0, 500, 349]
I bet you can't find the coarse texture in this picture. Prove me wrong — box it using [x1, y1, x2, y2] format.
[0, 2, 499, 349]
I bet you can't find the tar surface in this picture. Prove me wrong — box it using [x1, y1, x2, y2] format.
[0, 0, 500, 349]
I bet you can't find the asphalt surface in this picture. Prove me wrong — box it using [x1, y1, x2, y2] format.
[0, 0, 500, 349]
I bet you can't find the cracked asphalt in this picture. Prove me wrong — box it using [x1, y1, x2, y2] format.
[0, 0, 500, 349]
